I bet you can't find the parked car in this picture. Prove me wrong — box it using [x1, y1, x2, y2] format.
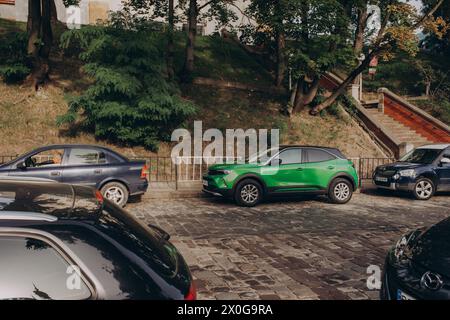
[0, 179, 196, 300]
[373, 144, 450, 200]
[202, 145, 359, 207]
[0, 145, 149, 207]
[381, 216, 450, 300]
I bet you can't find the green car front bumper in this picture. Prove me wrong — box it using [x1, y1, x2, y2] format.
[202, 175, 233, 198]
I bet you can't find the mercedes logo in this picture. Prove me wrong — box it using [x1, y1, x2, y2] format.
[421, 271, 444, 291]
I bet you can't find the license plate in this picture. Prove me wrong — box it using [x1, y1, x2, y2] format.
[375, 176, 388, 182]
[202, 180, 208, 187]
[397, 290, 415, 300]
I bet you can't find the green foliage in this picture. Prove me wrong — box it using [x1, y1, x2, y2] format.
[243, 0, 355, 82]
[0, 32, 30, 83]
[58, 20, 196, 151]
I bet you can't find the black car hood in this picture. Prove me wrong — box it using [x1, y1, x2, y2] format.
[408, 218, 450, 278]
[378, 162, 422, 171]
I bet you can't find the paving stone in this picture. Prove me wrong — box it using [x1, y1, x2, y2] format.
[128, 192, 449, 300]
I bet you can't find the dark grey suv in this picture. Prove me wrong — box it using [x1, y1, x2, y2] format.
[373, 144, 450, 200]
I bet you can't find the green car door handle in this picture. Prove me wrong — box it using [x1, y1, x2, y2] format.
[328, 166, 335, 170]
[297, 167, 304, 171]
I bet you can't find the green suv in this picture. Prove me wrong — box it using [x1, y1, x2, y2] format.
[202, 146, 359, 207]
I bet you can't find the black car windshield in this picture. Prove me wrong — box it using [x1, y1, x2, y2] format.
[399, 149, 441, 164]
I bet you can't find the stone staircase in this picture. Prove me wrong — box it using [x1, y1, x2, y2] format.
[364, 108, 433, 148]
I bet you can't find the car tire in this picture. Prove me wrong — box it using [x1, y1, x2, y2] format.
[234, 179, 263, 207]
[101, 182, 129, 207]
[328, 178, 353, 204]
[412, 177, 435, 201]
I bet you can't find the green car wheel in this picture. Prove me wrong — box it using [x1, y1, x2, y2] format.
[328, 178, 353, 204]
[234, 179, 263, 207]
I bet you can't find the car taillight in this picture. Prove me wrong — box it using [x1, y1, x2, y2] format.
[94, 190, 104, 205]
[185, 282, 197, 300]
[141, 164, 148, 180]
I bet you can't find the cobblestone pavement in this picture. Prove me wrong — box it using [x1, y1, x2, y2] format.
[128, 190, 450, 300]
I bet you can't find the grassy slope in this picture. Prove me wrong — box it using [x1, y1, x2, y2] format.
[0, 19, 383, 158]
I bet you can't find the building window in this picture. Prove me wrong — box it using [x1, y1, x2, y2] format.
[0, 0, 15, 5]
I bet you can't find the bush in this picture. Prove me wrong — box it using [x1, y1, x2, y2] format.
[58, 21, 196, 151]
[0, 32, 30, 83]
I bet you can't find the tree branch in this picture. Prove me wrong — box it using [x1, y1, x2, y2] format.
[198, 0, 216, 12]
[414, 0, 444, 28]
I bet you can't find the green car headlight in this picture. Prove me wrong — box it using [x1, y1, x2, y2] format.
[216, 170, 231, 175]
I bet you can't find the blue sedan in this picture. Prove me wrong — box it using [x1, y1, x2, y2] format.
[0, 144, 149, 206]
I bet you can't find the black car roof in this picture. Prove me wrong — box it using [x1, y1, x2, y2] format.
[0, 180, 101, 221]
[278, 145, 346, 158]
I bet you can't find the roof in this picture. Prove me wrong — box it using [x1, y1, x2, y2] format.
[32, 144, 112, 149]
[0, 180, 101, 221]
[417, 144, 450, 150]
[279, 145, 341, 150]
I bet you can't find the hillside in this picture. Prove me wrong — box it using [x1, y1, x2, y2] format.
[362, 53, 450, 125]
[0, 18, 384, 159]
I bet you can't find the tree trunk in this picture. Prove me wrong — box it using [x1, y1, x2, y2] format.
[354, 6, 368, 54]
[292, 78, 305, 113]
[27, 0, 56, 90]
[50, 0, 57, 23]
[292, 77, 320, 114]
[275, 31, 286, 87]
[310, 54, 373, 115]
[40, 0, 53, 64]
[182, 0, 198, 80]
[27, 0, 41, 60]
[167, 0, 175, 80]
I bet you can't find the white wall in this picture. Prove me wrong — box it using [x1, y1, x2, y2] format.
[0, 0, 250, 36]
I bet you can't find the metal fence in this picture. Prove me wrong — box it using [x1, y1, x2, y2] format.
[132, 156, 240, 183]
[0, 155, 17, 164]
[351, 157, 396, 182]
[1, 154, 396, 184]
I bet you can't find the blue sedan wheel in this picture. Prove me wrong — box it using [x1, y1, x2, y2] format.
[101, 182, 129, 207]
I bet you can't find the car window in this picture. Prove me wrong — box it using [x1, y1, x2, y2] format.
[305, 149, 335, 163]
[400, 149, 441, 164]
[25, 149, 65, 168]
[0, 236, 91, 300]
[68, 149, 107, 165]
[276, 149, 302, 165]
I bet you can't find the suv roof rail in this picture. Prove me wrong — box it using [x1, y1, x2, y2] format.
[0, 211, 58, 222]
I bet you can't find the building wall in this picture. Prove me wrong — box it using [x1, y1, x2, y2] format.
[0, 0, 249, 36]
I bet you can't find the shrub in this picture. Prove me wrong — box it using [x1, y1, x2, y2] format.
[58, 21, 196, 151]
[0, 32, 30, 83]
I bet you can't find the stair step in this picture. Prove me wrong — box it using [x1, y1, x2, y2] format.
[364, 109, 438, 145]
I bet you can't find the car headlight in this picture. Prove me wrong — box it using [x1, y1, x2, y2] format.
[394, 235, 409, 260]
[216, 170, 231, 175]
[399, 169, 416, 177]
[392, 229, 422, 261]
